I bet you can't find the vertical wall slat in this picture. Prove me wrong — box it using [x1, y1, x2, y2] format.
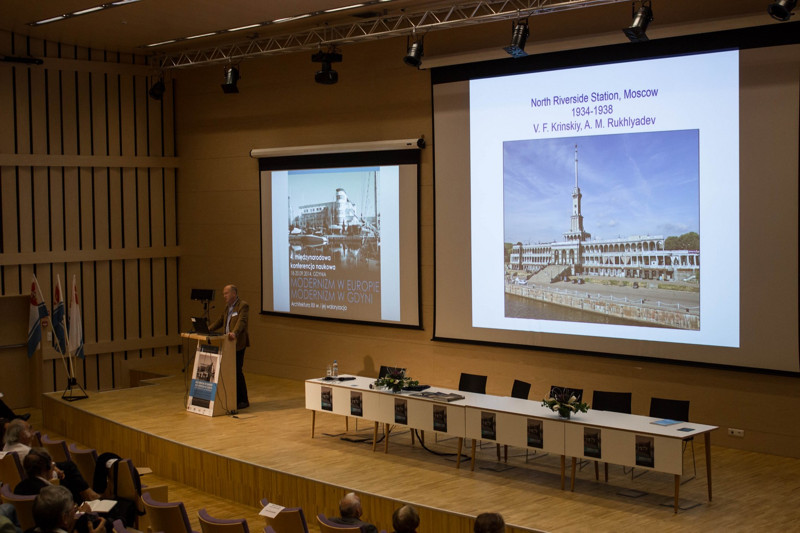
[93, 170, 111, 341]
[0, 168, 20, 294]
[106, 71, 121, 157]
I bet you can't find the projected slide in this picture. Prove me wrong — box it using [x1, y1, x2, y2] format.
[260, 150, 420, 327]
[469, 51, 738, 348]
[503, 131, 700, 330]
[285, 168, 385, 318]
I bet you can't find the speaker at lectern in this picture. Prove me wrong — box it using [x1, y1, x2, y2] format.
[181, 332, 236, 416]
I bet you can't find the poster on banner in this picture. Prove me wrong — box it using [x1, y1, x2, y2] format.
[187, 350, 220, 416]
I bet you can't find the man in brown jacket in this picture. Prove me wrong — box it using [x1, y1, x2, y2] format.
[209, 284, 250, 410]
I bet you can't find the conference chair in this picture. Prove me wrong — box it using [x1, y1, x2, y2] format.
[41, 434, 71, 462]
[549, 385, 583, 403]
[650, 397, 696, 480]
[1, 483, 36, 532]
[316, 514, 361, 533]
[378, 366, 406, 378]
[458, 373, 488, 394]
[67, 443, 98, 485]
[259, 498, 309, 533]
[500, 379, 533, 462]
[198, 508, 250, 533]
[112, 519, 145, 533]
[114, 458, 168, 530]
[264, 528, 277, 533]
[591, 390, 633, 481]
[142, 492, 199, 533]
[0, 450, 24, 491]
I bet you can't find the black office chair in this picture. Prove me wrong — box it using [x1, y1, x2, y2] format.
[591, 390, 633, 481]
[378, 366, 406, 378]
[459, 373, 488, 394]
[592, 390, 632, 414]
[650, 397, 696, 480]
[500, 379, 533, 462]
[549, 385, 583, 403]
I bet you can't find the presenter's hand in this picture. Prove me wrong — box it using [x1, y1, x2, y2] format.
[228, 332, 235, 341]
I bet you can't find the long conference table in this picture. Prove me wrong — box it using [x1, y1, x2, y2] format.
[305, 376, 717, 513]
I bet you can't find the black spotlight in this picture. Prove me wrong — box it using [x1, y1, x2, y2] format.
[312, 48, 342, 85]
[403, 37, 424, 67]
[768, 0, 797, 21]
[221, 66, 240, 94]
[623, 1, 653, 42]
[503, 19, 530, 58]
[148, 79, 165, 101]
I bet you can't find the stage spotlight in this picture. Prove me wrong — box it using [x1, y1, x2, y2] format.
[148, 79, 165, 101]
[312, 48, 342, 85]
[503, 19, 530, 58]
[623, 1, 653, 43]
[403, 36, 424, 67]
[221, 66, 240, 93]
[768, 0, 797, 21]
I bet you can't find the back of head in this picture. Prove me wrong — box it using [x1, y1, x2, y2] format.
[339, 492, 362, 519]
[392, 505, 420, 533]
[33, 485, 73, 530]
[3, 418, 27, 445]
[23, 447, 53, 479]
[474, 512, 505, 533]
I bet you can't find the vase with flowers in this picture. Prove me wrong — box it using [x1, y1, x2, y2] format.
[542, 390, 590, 419]
[374, 368, 418, 393]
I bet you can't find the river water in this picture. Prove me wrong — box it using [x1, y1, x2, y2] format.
[504, 292, 666, 328]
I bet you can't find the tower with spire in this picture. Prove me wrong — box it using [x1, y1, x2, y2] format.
[563, 144, 591, 242]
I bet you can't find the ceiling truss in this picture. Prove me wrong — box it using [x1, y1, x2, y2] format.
[156, 0, 631, 69]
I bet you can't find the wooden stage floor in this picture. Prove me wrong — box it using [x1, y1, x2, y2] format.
[41, 371, 800, 532]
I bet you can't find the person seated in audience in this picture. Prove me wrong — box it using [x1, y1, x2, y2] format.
[0, 503, 21, 533]
[14, 448, 56, 495]
[30, 485, 106, 533]
[391, 504, 419, 533]
[329, 493, 379, 533]
[4, 421, 101, 503]
[0, 394, 30, 422]
[474, 512, 505, 533]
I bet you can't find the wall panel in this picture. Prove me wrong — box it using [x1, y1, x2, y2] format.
[0, 30, 180, 394]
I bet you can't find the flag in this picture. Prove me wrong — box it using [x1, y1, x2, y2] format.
[52, 275, 67, 354]
[68, 275, 84, 359]
[27, 274, 50, 357]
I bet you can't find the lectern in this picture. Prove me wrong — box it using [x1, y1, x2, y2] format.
[181, 333, 237, 417]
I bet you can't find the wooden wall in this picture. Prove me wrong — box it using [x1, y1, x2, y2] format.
[174, 16, 800, 459]
[0, 30, 181, 400]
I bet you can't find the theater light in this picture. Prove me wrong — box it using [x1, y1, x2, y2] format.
[503, 19, 530, 58]
[623, 1, 653, 43]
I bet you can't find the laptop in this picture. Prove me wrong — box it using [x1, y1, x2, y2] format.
[190, 316, 222, 336]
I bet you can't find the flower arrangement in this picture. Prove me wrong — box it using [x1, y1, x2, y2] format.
[542, 390, 590, 419]
[374, 369, 418, 393]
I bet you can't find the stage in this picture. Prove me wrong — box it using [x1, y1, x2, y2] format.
[41, 369, 800, 532]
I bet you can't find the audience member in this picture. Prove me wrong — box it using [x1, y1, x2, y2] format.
[329, 493, 379, 533]
[3, 421, 101, 503]
[0, 515, 17, 533]
[14, 448, 55, 496]
[0, 503, 20, 533]
[474, 512, 505, 533]
[31, 485, 106, 533]
[0, 395, 30, 422]
[391, 504, 419, 533]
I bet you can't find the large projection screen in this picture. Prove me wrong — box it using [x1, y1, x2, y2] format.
[260, 149, 420, 327]
[433, 26, 800, 373]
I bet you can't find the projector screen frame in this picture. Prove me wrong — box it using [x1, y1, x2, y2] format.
[430, 22, 800, 375]
[258, 147, 424, 330]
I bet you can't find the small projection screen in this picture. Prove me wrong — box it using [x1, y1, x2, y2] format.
[259, 148, 421, 327]
[432, 25, 800, 372]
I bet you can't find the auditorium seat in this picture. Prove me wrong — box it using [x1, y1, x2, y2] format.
[41, 433, 71, 462]
[1, 483, 36, 531]
[142, 492, 199, 533]
[264, 528, 277, 533]
[259, 498, 309, 533]
[316, 513, 361, 532]
[592, 390, 633, 481]
[67, 443, 98, 486]
[0, 450, 24, 491]
[650, 397, 696, 479]
[198, 508, 250, 532]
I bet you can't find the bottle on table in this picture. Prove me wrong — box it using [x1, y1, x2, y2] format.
[332, 360, 339, 378]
